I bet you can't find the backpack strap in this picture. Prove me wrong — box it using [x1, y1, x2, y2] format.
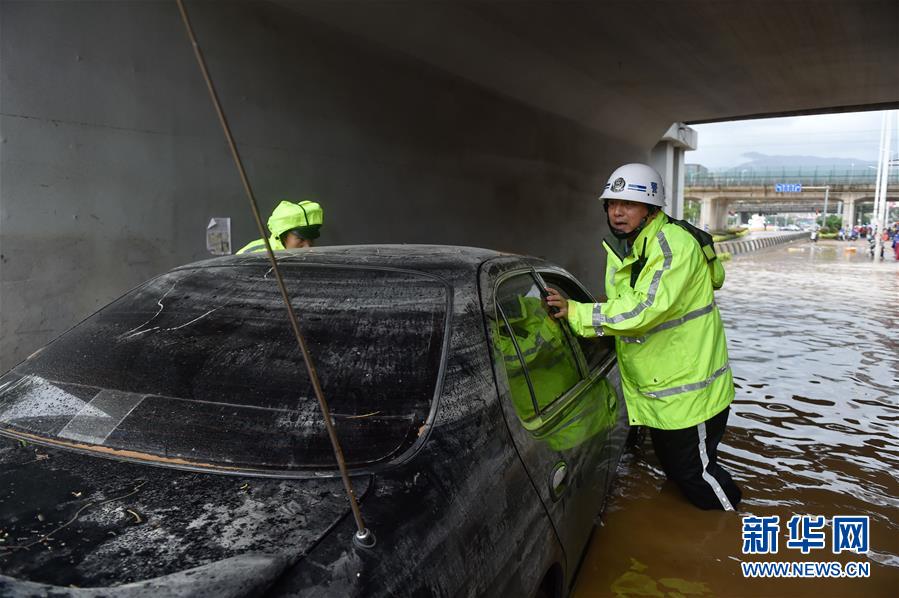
[668, 217, 718, 263]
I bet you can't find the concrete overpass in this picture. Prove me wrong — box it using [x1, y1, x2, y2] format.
[686, 181, 898, 230]
[2, 0, 898, 370]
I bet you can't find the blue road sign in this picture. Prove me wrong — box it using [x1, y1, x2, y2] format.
[775, 183, 802, 193]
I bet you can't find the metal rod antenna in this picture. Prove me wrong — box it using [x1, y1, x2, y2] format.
[175, 0, 373, 547]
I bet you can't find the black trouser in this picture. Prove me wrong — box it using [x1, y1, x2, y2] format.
[649, 406, 742, 511]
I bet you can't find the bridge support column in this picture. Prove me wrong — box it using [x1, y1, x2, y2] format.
[651, 123, 697, 220]
[700, 197, 731, 232]
[843, 197, 857, 229]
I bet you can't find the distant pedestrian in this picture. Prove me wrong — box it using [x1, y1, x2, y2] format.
[893, 231, 899, 261]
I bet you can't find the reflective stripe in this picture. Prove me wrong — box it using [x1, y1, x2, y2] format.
[698, 422, 734, 511]
[503, 334, 550, 362]
[591, 303, 603, 328]
[588, 303, 606, 336]
[549, 400, 601, 434]
[600, 232, 673, 326]
[620, 301, 716, 344]
[238, 240, 267, 254]
[642, 361, 730, 399]
[503, 334, 570, 368]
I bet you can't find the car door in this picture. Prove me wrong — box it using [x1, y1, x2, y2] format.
[484, 266, 620, 578]
[538, 269, 626, 495]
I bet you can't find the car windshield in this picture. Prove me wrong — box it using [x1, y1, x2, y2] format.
[0, 263, 449, 473]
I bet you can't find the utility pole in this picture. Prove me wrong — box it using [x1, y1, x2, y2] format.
[803, 186, 831, 229]
[873, 111, 895, 261]
[872, 113, 886, 238]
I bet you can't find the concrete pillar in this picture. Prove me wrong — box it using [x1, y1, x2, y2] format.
[651, 123, 698, 220]
[699, 198, 713, 230]
[843, 197, 856, 229]
[699, 197, 731, 231]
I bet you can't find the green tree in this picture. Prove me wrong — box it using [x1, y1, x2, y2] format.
[816, 214, 842, 232]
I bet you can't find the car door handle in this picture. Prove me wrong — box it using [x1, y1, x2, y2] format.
[550, 461, 568, 499]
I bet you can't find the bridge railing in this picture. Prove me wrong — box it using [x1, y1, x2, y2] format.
[686, 167, 899, 188]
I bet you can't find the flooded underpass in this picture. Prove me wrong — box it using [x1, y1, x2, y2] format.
[574, 239, 899, 597]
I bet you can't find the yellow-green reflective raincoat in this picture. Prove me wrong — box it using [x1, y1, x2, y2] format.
[497, 296, 580, 416]
[495, 296, 615, 451]
[566, 213, 733, 430]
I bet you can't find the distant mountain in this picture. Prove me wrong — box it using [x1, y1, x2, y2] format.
[685, 152, 891, 185]
[689, 153, 877, 173]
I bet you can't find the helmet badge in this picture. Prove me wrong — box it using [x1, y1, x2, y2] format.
[611, 177, 626, 192]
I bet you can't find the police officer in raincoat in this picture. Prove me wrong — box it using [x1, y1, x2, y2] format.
[236, 199, 324, 254]
[546, 163, 742, 511]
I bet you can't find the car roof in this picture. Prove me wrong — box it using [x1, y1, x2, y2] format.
[178, 244, 518, 277]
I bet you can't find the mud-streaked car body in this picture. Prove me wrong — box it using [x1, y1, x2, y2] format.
[0, 245, 628, 597]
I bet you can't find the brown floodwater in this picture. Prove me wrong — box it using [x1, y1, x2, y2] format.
[574, 239, 899, 597]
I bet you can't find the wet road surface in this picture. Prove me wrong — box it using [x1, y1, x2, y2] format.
[574, 239, 899, 597]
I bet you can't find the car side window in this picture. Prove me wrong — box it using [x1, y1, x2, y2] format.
[494, 273, 582, 422]
[540, 272, 614, 372]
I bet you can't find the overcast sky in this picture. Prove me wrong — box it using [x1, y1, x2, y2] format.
[687, 109, 894, 169]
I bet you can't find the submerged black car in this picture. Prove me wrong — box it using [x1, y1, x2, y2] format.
[0, 245, 628, 597]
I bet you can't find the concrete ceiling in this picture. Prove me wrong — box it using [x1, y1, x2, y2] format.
[277, 0, 899, 148]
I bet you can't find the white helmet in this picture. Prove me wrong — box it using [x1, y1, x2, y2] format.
[599, 163, 666, 208]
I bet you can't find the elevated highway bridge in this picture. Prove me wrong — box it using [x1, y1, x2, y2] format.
[686, 171, 899, 229]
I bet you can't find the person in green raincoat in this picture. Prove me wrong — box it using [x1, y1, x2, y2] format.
[546, 163, 742, 511]
[236, 200, 323, 254]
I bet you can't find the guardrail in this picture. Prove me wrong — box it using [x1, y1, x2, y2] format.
[717, 232, 808, 256]
[686, 169, 899, 187]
